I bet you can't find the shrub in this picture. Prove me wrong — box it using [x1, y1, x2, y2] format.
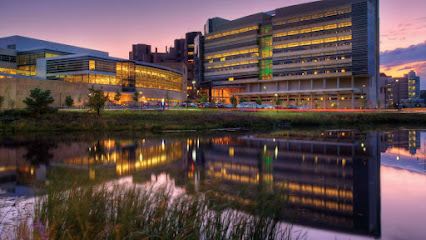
[65, 96, 74, 108]
[275, 98, 282, 106]
[239, 97, 247, 104]
[0, 95, 4, 110]
[200, 94, 208, 103]
[230, 96, 237, 108]
[113, 89, 121, 102]
[133, 91, 140, 102]
[23, 88, 56, 116]
[255, 97, 262, 105]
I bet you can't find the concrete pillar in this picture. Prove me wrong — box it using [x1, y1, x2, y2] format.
[351, 92, 355, 109]
[337, 94, 340, 109]
[311, 94, 314, 108]
[337, 77, 340, 89]
[351, 76, 354, 88]
[286, 80, 289, 91]
[276, 81, 279, 91]
[298, 80, 301, 90]
[311, 79, 314, 90]
[323, 79, 327, 89]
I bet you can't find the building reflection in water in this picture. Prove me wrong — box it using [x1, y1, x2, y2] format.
[186, 131, 382, 238]
[1, 130, 425, 237]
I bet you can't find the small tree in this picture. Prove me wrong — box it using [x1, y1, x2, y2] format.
[87, 86, 108, 116]
[255, 97, 262, 105]
[297, 102, 302, 107]
[230, 96, 237, 108]
[315, 102, 320, 109]
[65, 96, 74, 108]
[275, 98, 282, 106]
[239, 97, 247, 104]
[114, 89, 121, 102]
[0, 95, 4, 110]
[200, 94, 208, 103]
[23, 88, 55, 116]
[133, 91, 140, 102]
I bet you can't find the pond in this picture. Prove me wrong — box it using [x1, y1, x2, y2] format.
[0, 129, 425, 239]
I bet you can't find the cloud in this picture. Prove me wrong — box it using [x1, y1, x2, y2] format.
[381, 41, 426, 68]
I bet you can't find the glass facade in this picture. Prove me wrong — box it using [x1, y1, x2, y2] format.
[17, 49, 68, 76]
[46, 56, 184, 93]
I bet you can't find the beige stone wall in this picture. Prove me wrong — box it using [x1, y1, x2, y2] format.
[0, 77, 186, 110]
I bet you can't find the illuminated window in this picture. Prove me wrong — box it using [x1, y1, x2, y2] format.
[89, 60, 95, 70]
[228, 77, 234, 81]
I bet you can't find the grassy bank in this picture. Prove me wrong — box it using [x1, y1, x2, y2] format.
[0, 109, 425, 133]
[1, 177, 296, 240]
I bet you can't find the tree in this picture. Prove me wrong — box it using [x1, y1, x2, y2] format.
[200, 94, 208, 103]
[230, 96, 237, 108]
[114, 89, 121, 102]
[133, 91, 140, 102]
[255, 97, 262, 105]
[87, 86, 108, 116]
[0, 95, 4, 110]
[239, 97, 247, 104]
[65, 96, 74, 108]
[275, 98, 282, 106]
[23, 88, 55, 116]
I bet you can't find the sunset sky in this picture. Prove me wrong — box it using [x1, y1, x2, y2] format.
[1, 0, 425, 88]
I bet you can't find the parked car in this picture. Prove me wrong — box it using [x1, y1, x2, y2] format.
[237, 102, 258, 109]
[299, 106, 312, 110]
[224, 104, 233, 108]
[287, 105, 298, 109]
[260, 104, 274, 109]
[275, 105, 285, 109]
[188, 103, 198, 107]
[217, 102, 224, 108]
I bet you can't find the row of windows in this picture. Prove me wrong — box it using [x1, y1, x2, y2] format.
[274, 27, 352, 43]
[52, 71, 183, 93]
[275, 35, 352, 49]
[0, 68, 16, 75]
[17, 65, 36, 76]
[274, 68, 351, 77]
[205, 64, 258, 73]
[275, 62, 351, 71]
[206, 59, 258, 69]
[274, 41, 352, 54]
[274, 55, 351, 65]
[208, 52, 258, 63]
[275, 49, 352, 61]
[206, 48, 258, 60]
[273, 21, 352, 38]
[17, 50, 66, 66]
[0, 54, 16, 63]
[274, 7, 352, 26]
[205, 25, 259, 40]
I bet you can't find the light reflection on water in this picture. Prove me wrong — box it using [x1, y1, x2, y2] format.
[0, 130, 425, 239]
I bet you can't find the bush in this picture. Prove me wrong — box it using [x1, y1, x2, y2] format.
[230, 96, 237, 108]
[65, 96, 74, 108]
[113, 89, 121, 102]
[23, 88, 56, 116]
[239, 97, 247, 104]
[0, 95, 4, 110]
[200, 94, 208, 103]
[255, 97, 262, 105]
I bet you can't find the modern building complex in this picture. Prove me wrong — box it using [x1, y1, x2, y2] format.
[198, 0, 380, 109]
[0, 36, 186, 109]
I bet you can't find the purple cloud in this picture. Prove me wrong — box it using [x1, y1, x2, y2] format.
[381, 41, 426, 67]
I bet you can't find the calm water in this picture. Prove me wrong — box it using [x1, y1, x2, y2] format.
[0, 130, 425, 239]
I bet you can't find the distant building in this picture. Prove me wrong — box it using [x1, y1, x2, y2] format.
[199, 0, 380, 109]
[384, 71, 423, 108]
[129, 31, 201, 100]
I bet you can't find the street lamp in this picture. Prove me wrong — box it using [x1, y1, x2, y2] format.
[361, 84, 366, 109]
[139, 91, 143, 109]
[395, 79, 401, 111]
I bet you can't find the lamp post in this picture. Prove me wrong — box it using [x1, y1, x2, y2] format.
[396, 79, 401, 111]
[361, 84, 366, 109]
[139, 91, 143, 109]
[263, 86, 267, 102]
[192, 80, 196, 100]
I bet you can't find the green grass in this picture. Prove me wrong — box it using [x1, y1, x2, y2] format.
[0, 109, 425, 133]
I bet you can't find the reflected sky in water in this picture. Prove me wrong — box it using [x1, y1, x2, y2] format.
[0, 129, 425, 239]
